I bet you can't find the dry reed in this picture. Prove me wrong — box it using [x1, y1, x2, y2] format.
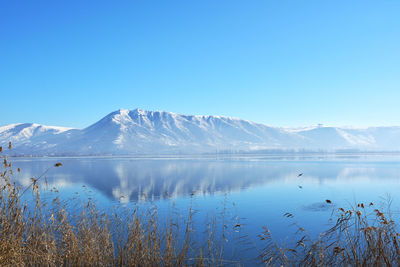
[0, 147, 243, 266]
[260, 199, 400, 266]
[3, 143, 400, 266]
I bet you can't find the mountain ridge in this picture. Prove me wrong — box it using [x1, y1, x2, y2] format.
[2, 108, 400, 155]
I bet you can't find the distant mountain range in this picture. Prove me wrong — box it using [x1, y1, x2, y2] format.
[2, 108, 400, 156]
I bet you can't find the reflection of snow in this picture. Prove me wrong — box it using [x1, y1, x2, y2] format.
[336, 167, 376, 182]
[9, 157, 400, 203]
[112, 163, 134, 204]
[45, 178, 71, 189]
[12, 168, 75, 190]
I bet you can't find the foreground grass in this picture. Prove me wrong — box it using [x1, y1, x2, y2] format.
[1, 161, 244, 266]
[260, 200, 400, 266]
[2, 147, 400, 266]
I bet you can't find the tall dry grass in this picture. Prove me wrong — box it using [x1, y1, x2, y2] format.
[0, 146, 243, 266]
[3, 143, 400, 266]
[260, 199, 400, 266]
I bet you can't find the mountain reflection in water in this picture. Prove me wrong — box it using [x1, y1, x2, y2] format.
[10, 155, 400, 204]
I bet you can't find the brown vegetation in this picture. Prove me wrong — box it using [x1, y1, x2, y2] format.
[260, 199, 400, 266]
[0, 147, 242, 266]
[2, 144, 400, 266]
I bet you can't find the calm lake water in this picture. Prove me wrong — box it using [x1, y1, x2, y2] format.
[9, 154, 400, 265]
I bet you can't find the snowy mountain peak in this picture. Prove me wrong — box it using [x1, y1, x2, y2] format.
[2, 109, 400, 155]
[112, 109, 133, 125]
[130, 108, 152, 117]
[118, 108, 130, 114]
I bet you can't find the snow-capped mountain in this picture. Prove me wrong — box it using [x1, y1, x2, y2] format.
[2, 108, 400, 155]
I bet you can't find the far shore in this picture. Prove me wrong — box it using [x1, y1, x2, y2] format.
[6, 151, 400, 159]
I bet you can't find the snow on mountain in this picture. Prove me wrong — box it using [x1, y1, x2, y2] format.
[0, 123, 74, 154]
[1, 109, 400, 155]
[55, 108, 303, 155]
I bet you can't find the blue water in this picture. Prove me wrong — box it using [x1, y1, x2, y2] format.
[9, 154, 400, 265]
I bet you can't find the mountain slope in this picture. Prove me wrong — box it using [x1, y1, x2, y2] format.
[1, 109, 400, 155]
[55, 108, 304, 154]
[0, 123, 74, 154]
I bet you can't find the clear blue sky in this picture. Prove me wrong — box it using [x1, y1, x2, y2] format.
[1, 0, 399, 128]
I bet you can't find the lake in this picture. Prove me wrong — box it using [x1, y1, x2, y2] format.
[9, 154, 400, 265]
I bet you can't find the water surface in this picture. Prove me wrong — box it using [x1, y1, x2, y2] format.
[9, 154, 400, 264]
